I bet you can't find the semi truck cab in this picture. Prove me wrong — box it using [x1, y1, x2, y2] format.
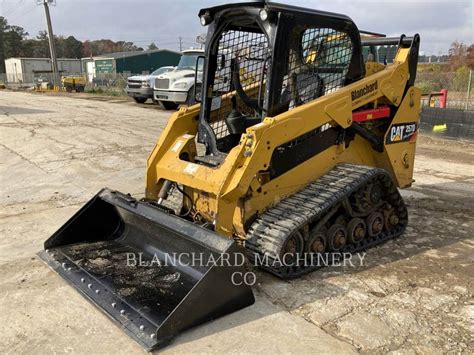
[153, 49, 204, 109]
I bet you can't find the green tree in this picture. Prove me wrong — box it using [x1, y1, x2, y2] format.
[448, 41, 467, 71]
[33, 30, 50, 57]
[4, 25, 28, 56]
[0, 17, 29, 73]
[148, 42, 158, 50]
[0, 15, 145, 73]
[55, 35, 65, 58]
[466, 44, 474, 70]
[63, 36, 83, 58]
[453, 65, 470, 91]
[416, 80, 435, 94]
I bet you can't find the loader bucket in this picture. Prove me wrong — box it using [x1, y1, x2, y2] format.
[38, 188, 254, 351]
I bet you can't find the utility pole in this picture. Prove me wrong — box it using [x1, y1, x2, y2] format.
[179, 36, 183, 52]
[39, 0, 60, 88]
[466, 69, 472, 111]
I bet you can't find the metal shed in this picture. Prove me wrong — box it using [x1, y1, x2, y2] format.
[4, 58, 82, 84]
[82, 49, 181, 81]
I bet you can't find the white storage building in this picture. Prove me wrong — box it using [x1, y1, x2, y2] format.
[4, 57, 82, 84]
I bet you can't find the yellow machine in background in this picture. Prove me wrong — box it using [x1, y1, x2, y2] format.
[61, 75, 86, 92]
[40, 2, 421, 350]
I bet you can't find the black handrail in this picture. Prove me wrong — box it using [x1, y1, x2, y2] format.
[361, 36, 414, 47]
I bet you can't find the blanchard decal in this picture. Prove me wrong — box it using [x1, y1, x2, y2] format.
[386, 122, 418, 144]
[351, 81, 378, 101]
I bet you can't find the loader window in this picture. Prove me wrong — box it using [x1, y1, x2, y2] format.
[283, 27, 353, 110]
[208, 27, 270, 152]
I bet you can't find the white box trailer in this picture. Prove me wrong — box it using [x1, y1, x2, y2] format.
[4, 57, 82, 84]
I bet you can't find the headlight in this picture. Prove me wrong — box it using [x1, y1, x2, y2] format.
[259, 9, 268, 21]
[142, 81, 150, 88]
[200, 12, 211, 26]
[173, 82, 188, 89]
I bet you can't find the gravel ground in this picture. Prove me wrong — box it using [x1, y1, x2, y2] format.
[0, 90, 472, 354]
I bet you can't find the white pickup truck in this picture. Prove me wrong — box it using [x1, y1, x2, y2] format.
[153, 49, 204, 109]
[125, 66, 175, 104]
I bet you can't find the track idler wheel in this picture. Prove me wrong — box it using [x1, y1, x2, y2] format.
[347, 218, 366, 243]
[306, 228, 327, 254]
[351, 189, 369, 213]
[281, 231, 304, 264]
[366, 212, 384, 237]
[352, 181, 383, 214]
[367, 182, 383, 205]
[327, 224, 347, 251]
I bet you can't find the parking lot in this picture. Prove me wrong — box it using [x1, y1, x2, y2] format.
[0, 90, 472, 353]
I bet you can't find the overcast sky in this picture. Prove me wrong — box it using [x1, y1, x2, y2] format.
[0, 0, 472, 55]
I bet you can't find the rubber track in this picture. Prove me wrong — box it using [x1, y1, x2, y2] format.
[245, 164, 408, 279]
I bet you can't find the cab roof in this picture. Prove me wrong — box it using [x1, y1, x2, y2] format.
[198, 1, 353, 23]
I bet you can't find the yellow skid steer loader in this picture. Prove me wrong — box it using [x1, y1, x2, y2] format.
[40, 1, 420, 350]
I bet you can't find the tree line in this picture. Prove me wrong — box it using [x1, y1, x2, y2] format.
[416, 41, 474, 94]
[0, 16, 151, 73]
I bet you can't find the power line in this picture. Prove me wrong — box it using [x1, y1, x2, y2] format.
[7, 2, 38, 23]
[1, 0, 22, 18]
[1, 0, 25, 19]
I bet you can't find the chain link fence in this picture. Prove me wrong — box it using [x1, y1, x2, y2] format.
[416, 69, 473, 110]
[86, 73, 128, 95]
[1, 66, 473, 109]
[417, 68, 473, 140]
[0, 71, 132, 95]
[420, 108, 474, 140]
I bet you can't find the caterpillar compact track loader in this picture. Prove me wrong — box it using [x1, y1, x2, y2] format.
[40, 1, 421, 350]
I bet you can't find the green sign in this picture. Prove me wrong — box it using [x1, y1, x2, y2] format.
[95, 59, 114, 73]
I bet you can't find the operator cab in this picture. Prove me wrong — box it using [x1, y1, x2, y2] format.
[196, 2, 364, 162]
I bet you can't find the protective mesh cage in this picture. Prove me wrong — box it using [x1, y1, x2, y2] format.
[285, 27, 353, 109]
[210, 29, 269, 139]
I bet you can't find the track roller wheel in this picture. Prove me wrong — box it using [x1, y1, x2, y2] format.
[306, 228, 327, 254]
[366, 212, 384, 237]
[347, 218, 366, 243]
[383, 207, 399, 231]
[327, 224, 347, 251]
[281, 231, 304, 264]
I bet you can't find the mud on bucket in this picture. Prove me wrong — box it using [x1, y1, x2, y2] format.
[39, 188, 255, 351]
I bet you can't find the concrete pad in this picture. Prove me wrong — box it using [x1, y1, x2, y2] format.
[1, 91, 473, 353]
[0, 256, 142, 354]
[335, 312, 393, 350]
[162, 294, 357, 354]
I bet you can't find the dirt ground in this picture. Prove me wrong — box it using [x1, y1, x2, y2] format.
[0, 90, 472, 354]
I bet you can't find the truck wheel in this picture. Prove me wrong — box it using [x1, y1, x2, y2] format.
[65, 86, 73, 93]
[161, 101, 179, 110]
[186, 84, 202, 106]
[76, 86, 85, 93]
[134, 97, 147, 104]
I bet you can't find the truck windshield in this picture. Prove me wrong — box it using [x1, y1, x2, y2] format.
[177, 54, 201, 70]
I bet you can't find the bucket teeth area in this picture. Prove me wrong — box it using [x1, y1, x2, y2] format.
[39, 188, 254, 351]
